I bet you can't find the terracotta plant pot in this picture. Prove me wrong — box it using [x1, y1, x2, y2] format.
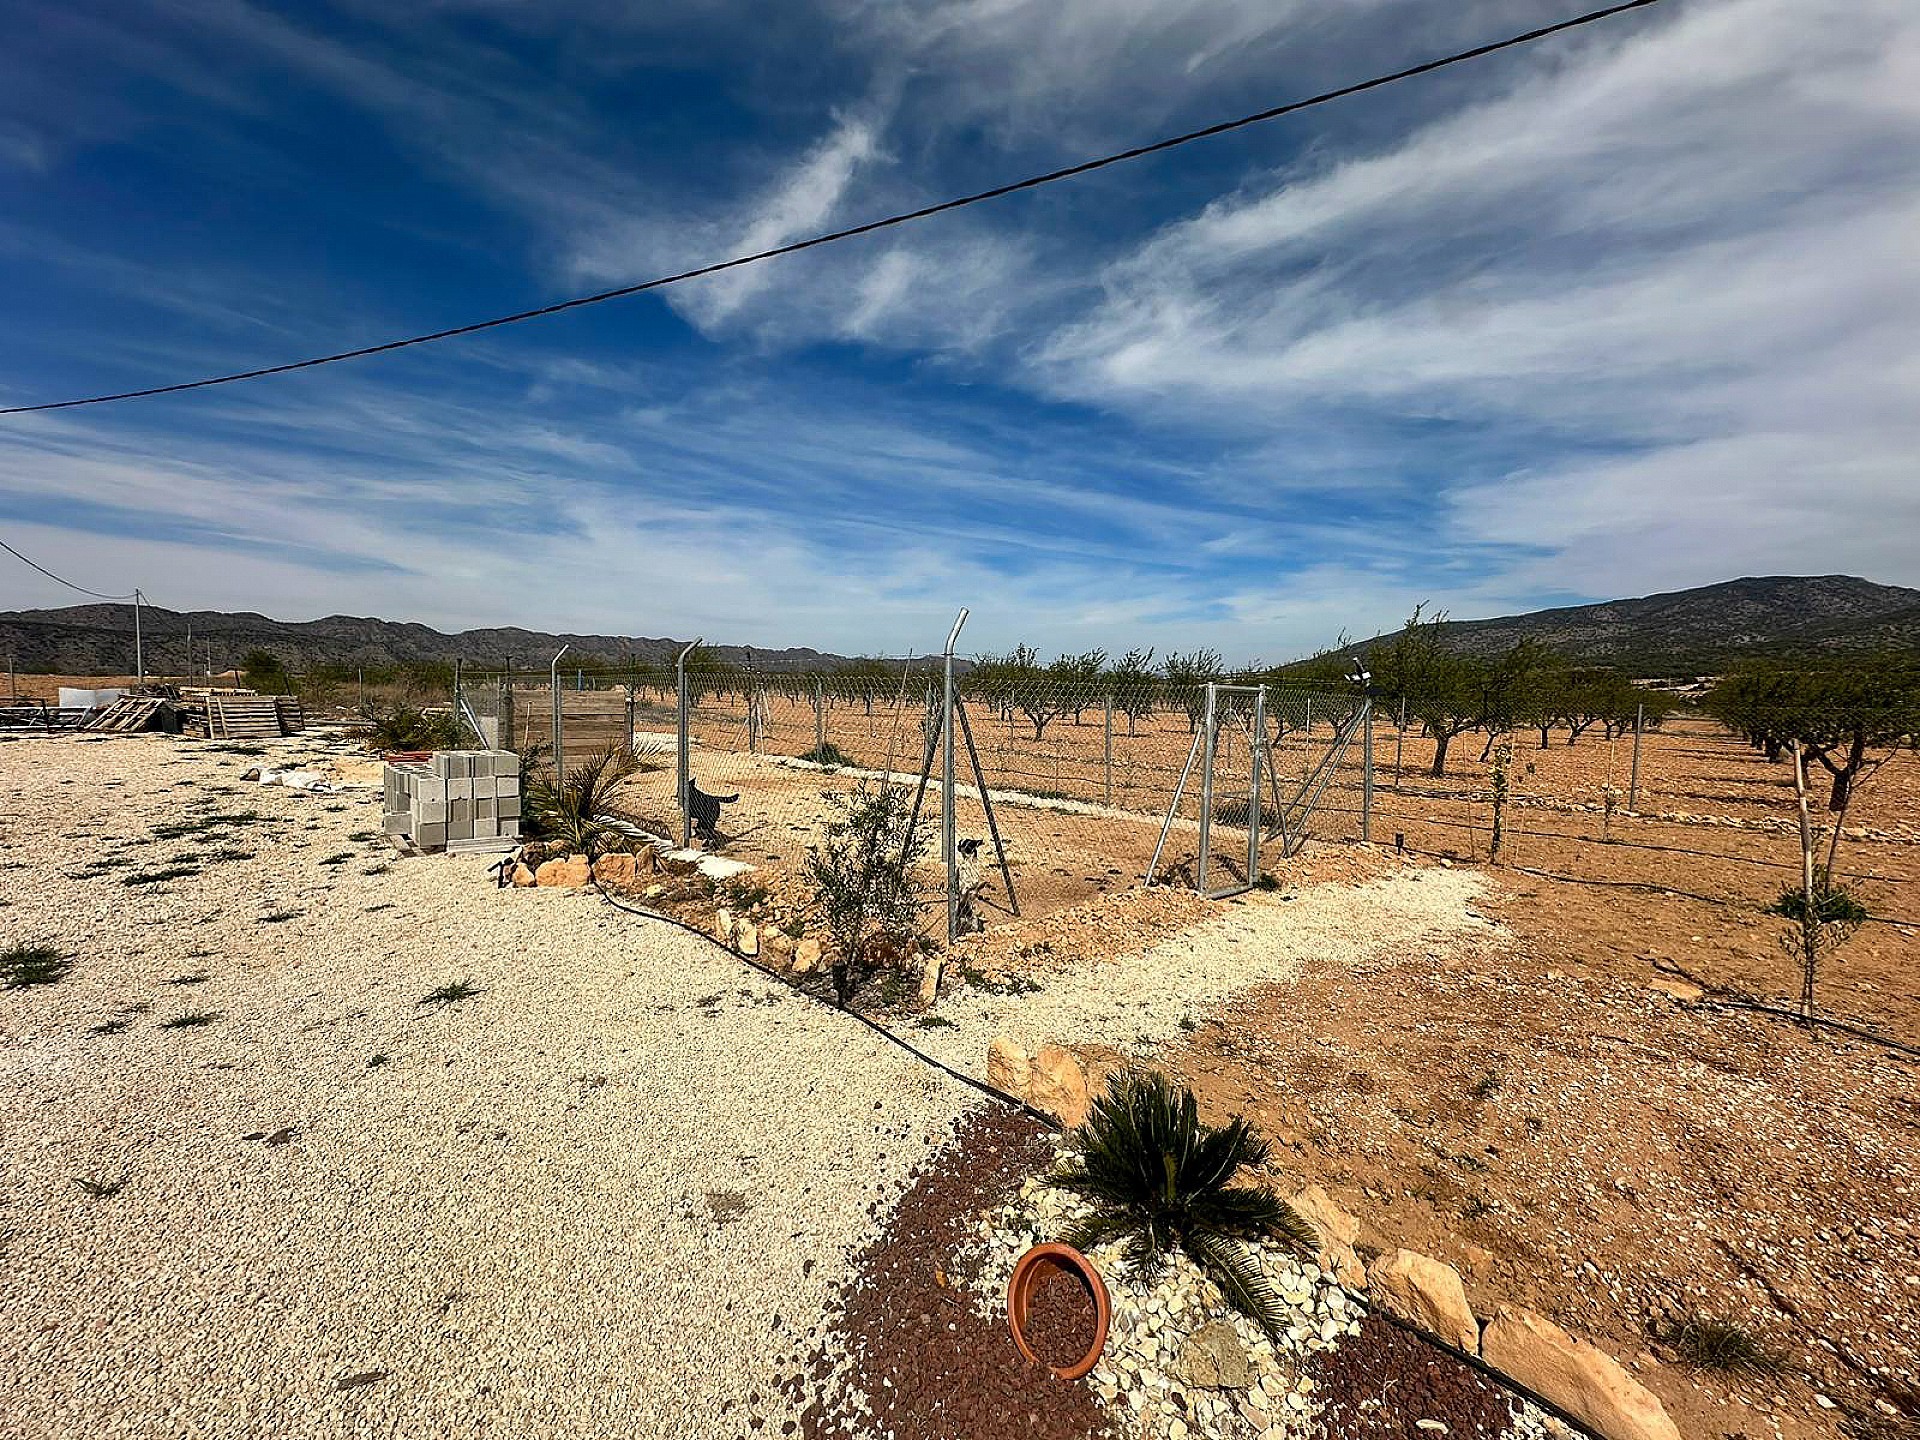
[1006, 1242, 1111, 1381]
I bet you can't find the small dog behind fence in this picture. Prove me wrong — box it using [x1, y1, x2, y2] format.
[684, 778, 739, 844]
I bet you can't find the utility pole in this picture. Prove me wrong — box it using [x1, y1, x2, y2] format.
[133, 589, 145, 687]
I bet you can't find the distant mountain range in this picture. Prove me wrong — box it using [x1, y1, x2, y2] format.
[1343, 575, 1920, 674]
[0, 604, 860, 677]
[4, 574, 1916, 678]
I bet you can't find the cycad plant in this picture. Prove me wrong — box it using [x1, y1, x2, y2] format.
[1050, 1070, 1317, 1339]
[524, 742, 661, 857]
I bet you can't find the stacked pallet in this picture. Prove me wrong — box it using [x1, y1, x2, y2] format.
[80, 696, 168, 732]
[209, 694, 286, 740]
[383, 750, 521, 853]
[274, 695, 306, 734]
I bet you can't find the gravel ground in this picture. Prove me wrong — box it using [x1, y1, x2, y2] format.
[918, 866, 1498, 1074]
[0, 732, 983, 1439]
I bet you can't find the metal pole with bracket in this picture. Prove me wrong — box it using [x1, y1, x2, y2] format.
[549, 645, 569, 783]
[942, 608, 968, 944]
[675, 638, 702, 849]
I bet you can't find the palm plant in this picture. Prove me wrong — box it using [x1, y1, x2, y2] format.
[1050, 1070, 1316, 1339]
[523, 742, 661, 857]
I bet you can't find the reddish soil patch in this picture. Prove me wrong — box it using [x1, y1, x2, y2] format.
[1311, 1314, 1520, 1437]
[793, 1107, 1115, 1440]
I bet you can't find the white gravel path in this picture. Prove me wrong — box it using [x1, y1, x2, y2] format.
[914, 867, 1498, 1073]
[0, 732, 981, 1439]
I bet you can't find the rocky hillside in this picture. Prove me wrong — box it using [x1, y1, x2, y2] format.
[0, 604, 863, 676]
[1356, 575, 1920, 674]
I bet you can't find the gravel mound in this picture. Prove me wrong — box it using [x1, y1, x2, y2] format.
[0, 733, 983, 1439]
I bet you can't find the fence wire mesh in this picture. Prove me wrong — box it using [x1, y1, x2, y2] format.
[452, 657, 1917, 942]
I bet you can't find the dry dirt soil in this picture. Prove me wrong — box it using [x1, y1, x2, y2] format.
[996, 854, 1917, 1440]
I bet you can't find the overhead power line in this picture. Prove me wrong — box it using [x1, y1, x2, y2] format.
[0, 537, 140, 600]
[0, 0, 1662, 417]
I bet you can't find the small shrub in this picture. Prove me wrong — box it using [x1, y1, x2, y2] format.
[913, 1014, 958, 1030]
[799, 742, 853, 768]
[803, 776, 929, 1006]
[1768, 882, 1868, 926]
[2, 943, 72, 989]
[165, 973, 210, 986]
[419, 979, 480, 1007]
[259, 910, 300, 924]
[1662, 1317, 1781, 1376]
[523, 744, 651, 857]
[319, 853, 352, 867]
[1050, 1070, 1316, 1340]
[72, 1176, 126, 1199]
[1469, 1071, 1504, 1101]
[367, 1053, 390, 1068]
[356, 702, 466, 753]
[160, 1011, 219, 1029]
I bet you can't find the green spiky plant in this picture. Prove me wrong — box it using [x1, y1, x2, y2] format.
[1050, 1070, 1317, 1339]
[522, 742, 663, 858]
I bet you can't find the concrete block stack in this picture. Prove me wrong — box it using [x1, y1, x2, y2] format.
[383, 750, 522, 853]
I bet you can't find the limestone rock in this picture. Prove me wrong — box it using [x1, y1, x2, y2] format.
[764, 931, 795, 964]
[916, 958, 942, 1010]
[792, 938, 823, 975]
[712, 908, 735, 944]
[1480, 1308, 1681, 1440]
[736, 923, 759, 957]
[986, 1038, 1030, 1098]
[1368, 1250, 1480, 1352]
[1288, 1185, 1365, 1287]
[1178, 1320, 1251, 1390]
[632, 846, 657, 875]
[535, 856, 590, 888]
[592, 853, 635, 885]
[1028, 1045, 1091, 1129]
[510, 863, 536, 887]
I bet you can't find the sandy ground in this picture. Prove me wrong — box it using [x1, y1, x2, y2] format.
[7, 728, 1914, 1440]
[0, 732, 984, 1439]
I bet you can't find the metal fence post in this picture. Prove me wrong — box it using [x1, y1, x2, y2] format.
[1103, 692, 1114, 807]
[814, 678, 826, 757]
[1248, 686, 1265, 882]
[1362, 698, 1374, 842]
[1198, 683, 1218, 895]
[1394, 696, 1407, 792]
[943, 609, 968, 944]
[1628, 702, 1644, 813]
[548, 644, 569, 781]
[675, 638, 701, 848]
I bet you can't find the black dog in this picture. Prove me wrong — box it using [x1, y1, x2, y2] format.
[955, 836, 987, 933]
[685, 779, 739, 845]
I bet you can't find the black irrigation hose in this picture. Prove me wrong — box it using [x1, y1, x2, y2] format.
[586, 875, 1609, 1436]
[1687, 997, 1920, 1061]
[1501, 862, 1920, 930]
[585, 879, 1061, 1130]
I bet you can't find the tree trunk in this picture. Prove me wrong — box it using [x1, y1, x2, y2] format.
[1790, 742, 1818, 1020]
[1430, 729, 1453, 777]
[1538, 725, 1551, 749]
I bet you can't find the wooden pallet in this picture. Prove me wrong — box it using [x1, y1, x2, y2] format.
[81, 696, 166, 732]
[274, 695, 306, 734]
[209, 694, 286, 739]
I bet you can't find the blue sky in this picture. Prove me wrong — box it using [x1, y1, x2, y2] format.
[1, 0, 1915, 663]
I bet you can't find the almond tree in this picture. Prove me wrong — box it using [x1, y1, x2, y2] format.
[1164, 648, 1225, 733]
